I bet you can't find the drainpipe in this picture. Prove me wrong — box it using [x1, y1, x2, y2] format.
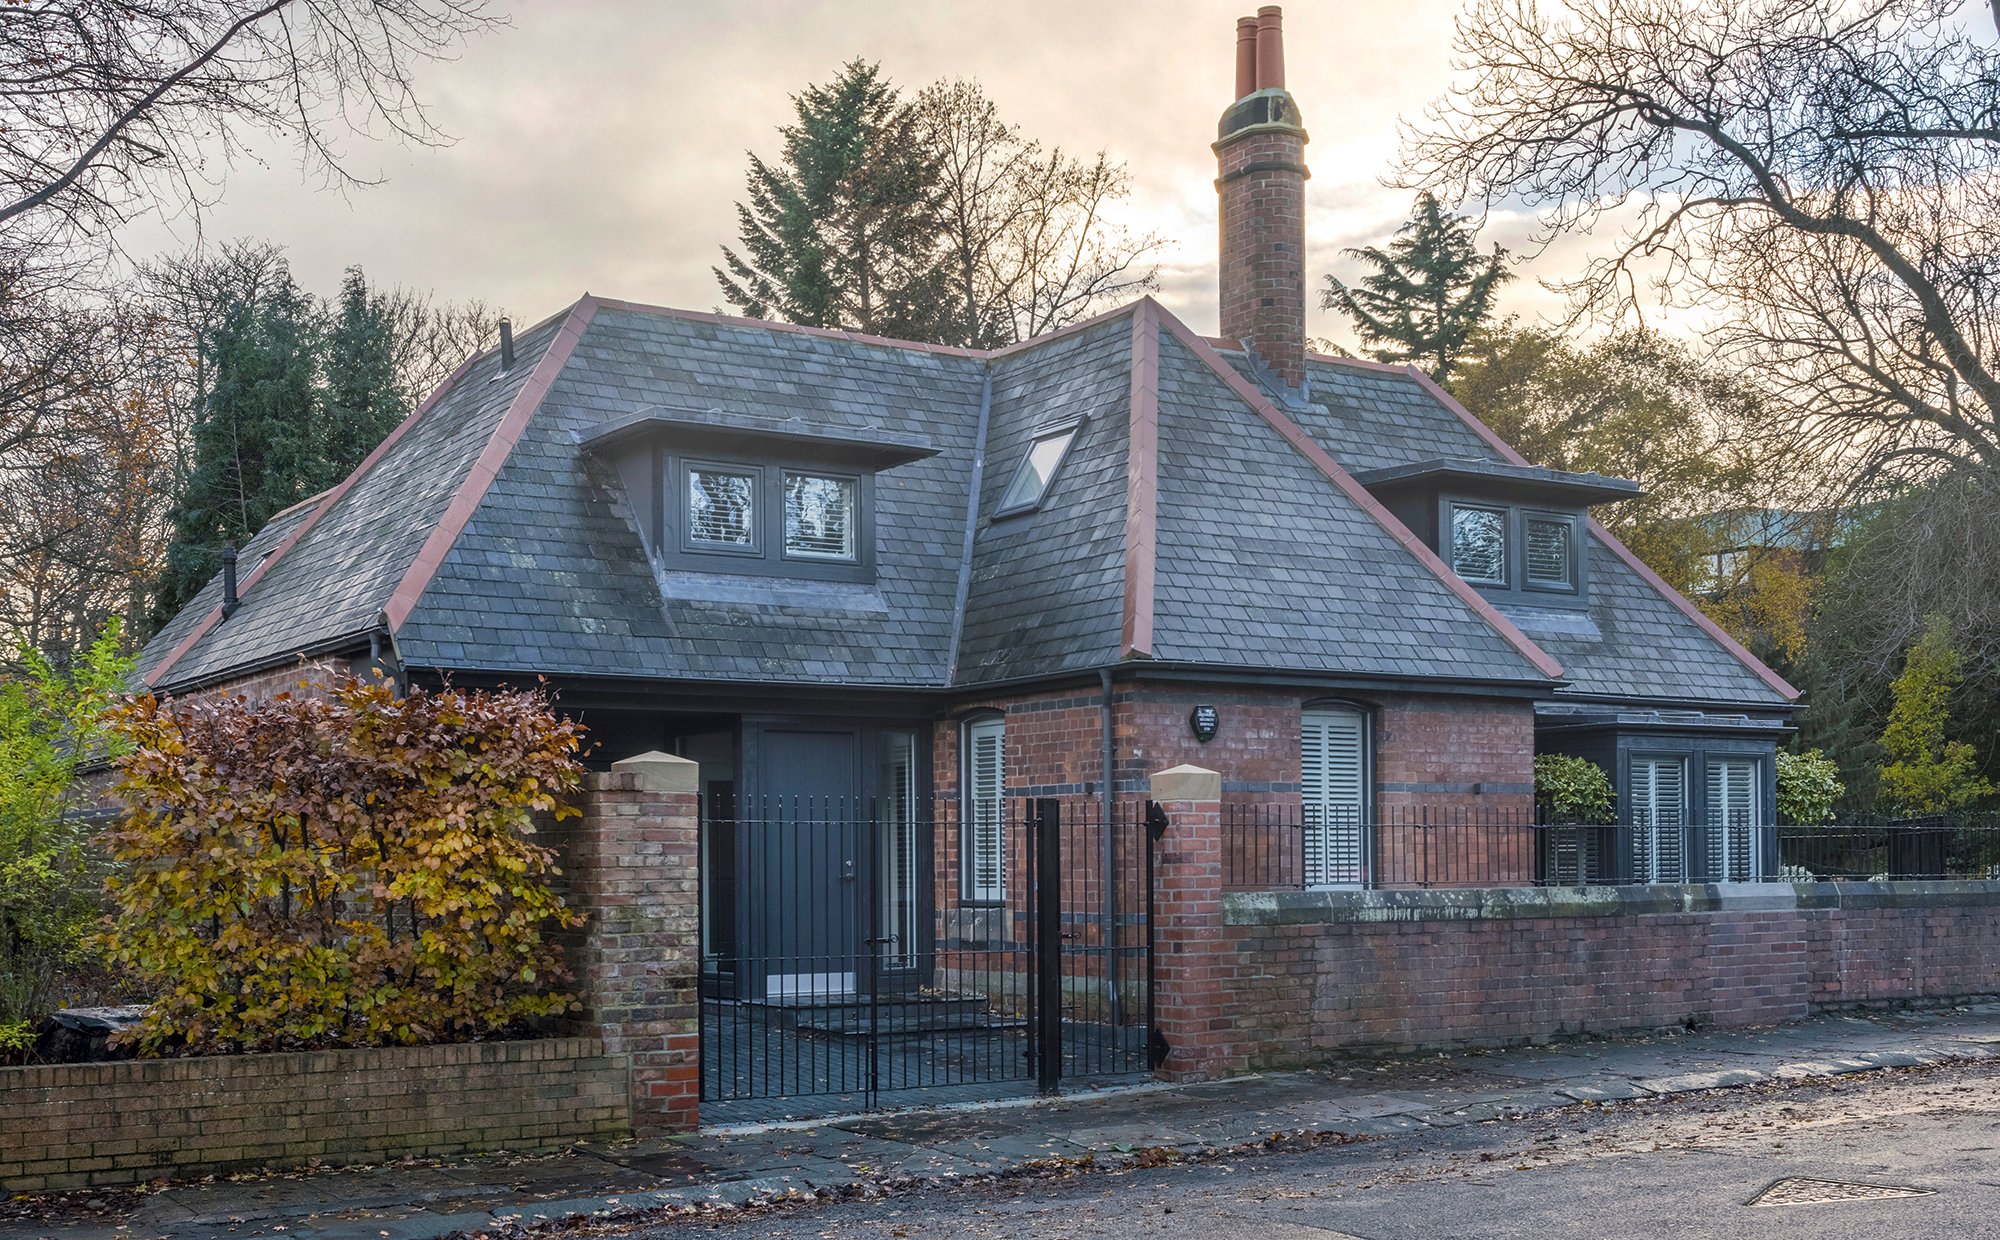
[1100, 667, 1122, 1027]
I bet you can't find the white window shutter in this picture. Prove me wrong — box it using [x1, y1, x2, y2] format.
[1632, 758, 1687, 882]
[1706, 758, 1760, 881]
[1302, 708, 1368, 886]
[965, 718, 1006, 902]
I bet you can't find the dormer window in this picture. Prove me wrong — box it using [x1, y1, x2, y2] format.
[783, 472, 857, 561]
[997, 423, 1079, 515]
[1450, 504, 1507, 584]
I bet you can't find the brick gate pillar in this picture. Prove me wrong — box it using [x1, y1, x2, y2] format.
[571, 751, 701, 1132]
[1148, 763, 1240, 1082]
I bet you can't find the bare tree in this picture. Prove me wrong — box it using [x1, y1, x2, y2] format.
[1403, 0, 2000, 492]
[0, 0, 498, 251]
[916, 79, 1166, 348]
[382, 288, 504, 398]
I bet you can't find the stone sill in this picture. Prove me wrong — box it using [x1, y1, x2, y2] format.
[1223, 880, 2000, 926]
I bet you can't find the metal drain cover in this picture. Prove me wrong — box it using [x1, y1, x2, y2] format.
[1750, 1177, 1937, 1207]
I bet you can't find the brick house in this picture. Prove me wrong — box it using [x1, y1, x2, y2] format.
[136, 9, 1795, 1016]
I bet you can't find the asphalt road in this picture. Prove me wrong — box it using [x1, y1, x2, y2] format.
[606, 1061, 2000, 1239]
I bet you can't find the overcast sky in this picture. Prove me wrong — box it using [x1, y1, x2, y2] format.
[124, 0, 1591, 347]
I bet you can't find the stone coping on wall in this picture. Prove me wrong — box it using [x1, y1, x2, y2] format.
[1224, 880, 2000, 926]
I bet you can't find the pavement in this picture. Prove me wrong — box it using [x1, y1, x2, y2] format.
[10, 1003, 2000, 1240]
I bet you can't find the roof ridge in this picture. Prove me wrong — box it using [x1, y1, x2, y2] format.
[1156, 310, 1566, 683]
[143, 347, 489, 690]
[384, 296, 601, 631]
[580, 292, 1147, 366]
[1400, 365, 1801, 702]
[1122, 299, 1160, 659]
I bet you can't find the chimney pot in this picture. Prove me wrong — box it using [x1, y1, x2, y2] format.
[1255, 6, 1286, 91]
[499, 318, 515, 370]
[1234, 16, 1259, 99]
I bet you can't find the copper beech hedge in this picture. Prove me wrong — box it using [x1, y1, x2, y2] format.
[97, 675, 587, 1055]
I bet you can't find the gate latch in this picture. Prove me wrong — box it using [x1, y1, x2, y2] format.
[1145, 801, 1170, 840]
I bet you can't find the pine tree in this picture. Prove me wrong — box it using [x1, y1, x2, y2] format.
[715, 60, 946, 340]
[1322, 193, 1510, 381]
[152, 260, 325, 625]
[322, 266, 408, 477]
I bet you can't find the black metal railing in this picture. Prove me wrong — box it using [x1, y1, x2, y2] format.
[1222, 805, 2000, 891]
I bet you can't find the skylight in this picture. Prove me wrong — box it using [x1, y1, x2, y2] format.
[998, 424, 1079, 514]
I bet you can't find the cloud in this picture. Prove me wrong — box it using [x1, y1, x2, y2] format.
[113, 0, 1659, 347]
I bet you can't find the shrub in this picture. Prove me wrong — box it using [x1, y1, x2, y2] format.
[99, 674, 587, 1055]
[1877, 615, 1993, 815]
[1535, 753, 1615, 824]
[0, 622, 132, 1058]
[1775, 748, 1844, 825]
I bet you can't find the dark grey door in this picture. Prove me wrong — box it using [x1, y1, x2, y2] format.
[746, 726, 862, 1003]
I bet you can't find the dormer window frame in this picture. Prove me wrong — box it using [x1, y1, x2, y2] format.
[659, 447, 878, 583]
[1436, 492, 1591, 606]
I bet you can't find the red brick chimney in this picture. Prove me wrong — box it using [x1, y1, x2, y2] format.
[1216, 6, 1309, 388]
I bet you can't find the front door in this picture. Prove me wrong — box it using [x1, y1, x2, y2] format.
[747, 725, 863, 1002]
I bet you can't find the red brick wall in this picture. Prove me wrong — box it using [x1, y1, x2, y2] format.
[0, 1038, 627, 1192]
[1217, 891, 2000, 1070]
[931, 681, 1537, 903]
[1217, 126, 1308, 385]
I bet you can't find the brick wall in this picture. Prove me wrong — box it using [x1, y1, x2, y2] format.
[1216, 884, 2000, 1071]
[0, 1037, 627, 1192]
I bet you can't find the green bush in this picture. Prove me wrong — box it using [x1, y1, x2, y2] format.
[1775, 748, 1844, 825]
[100, 674, 588, 1055]
[0, 623, 132, 1058]
[1535, 753, 1615, 824]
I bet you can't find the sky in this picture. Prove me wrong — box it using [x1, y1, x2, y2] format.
[123, 0, 1593, 348]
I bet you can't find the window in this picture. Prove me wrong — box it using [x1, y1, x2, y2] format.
[879, 731, 920, 968]
[1630, 756, 1688, 882]
[1525, 516, 1575, 589]
[1706, 758, 1761, 880]
[1301, 707, 1369, 887]
[1450, 504, 1507, 584]
[783, 472, 857, 561]
[962, 716, 1006, 902]
[998, 424, 1079, 514]
[687, 466, 756, 550]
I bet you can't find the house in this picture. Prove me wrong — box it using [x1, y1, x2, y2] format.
[136, 7, 1797, 1015]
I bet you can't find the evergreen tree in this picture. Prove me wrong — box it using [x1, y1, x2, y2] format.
[322, 266, 408, 478]
[715, 60, 946, 340]
[1878, 614, 1995, 815]
[152, 260, 325, 625]
[1322, 193, 1510, 381]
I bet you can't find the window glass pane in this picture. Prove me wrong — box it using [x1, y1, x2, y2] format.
[783, 473, 856, 560]
[1451, 505, 1507, 583]
[1526, 518, 1572, 586]
[964, 717, 1005, 901]
[1000, 426, 1077, 511]
[688, 468, 755, 547]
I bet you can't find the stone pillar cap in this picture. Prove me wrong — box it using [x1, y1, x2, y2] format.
[1151, 763, 1222, 802]
[610, 750, 699, 794]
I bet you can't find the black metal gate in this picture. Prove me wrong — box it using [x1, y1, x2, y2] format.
[700, 797, 1155, 1120]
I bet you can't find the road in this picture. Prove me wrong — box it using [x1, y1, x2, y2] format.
[606, 1061, 2000, 1239]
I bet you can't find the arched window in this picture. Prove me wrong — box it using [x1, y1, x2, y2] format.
[1301, 705, 1371, 887]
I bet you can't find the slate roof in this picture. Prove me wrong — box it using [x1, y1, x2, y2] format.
[135, 294, 1793, 713]
[1291, 353, 1796, 709]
